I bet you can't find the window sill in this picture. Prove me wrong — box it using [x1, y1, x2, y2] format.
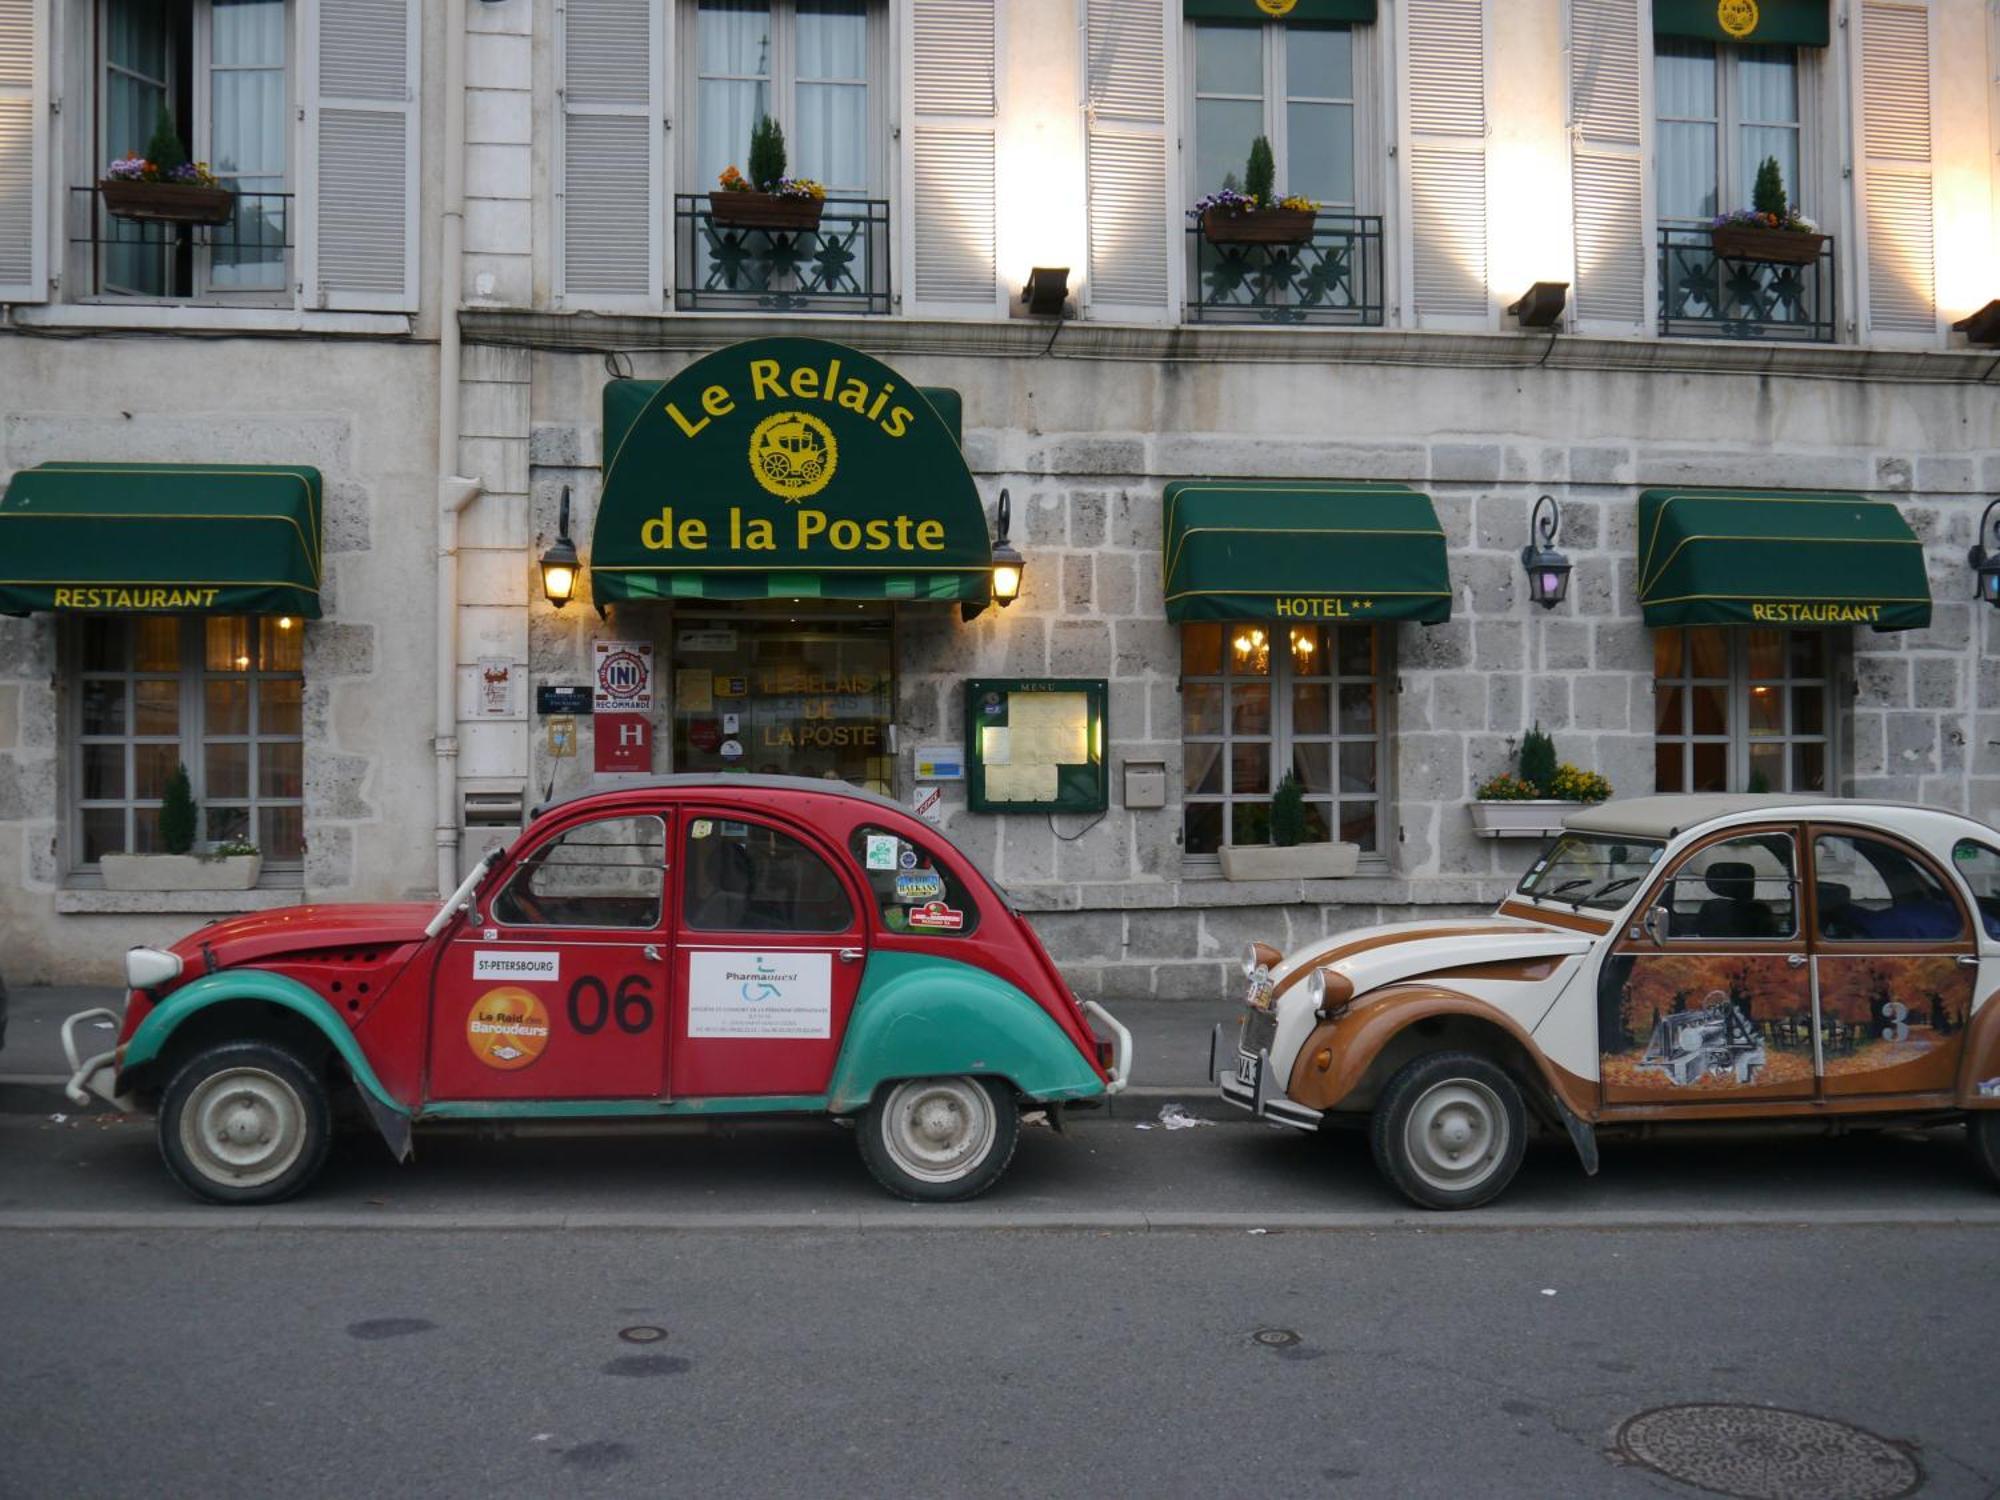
[8, 304, 413, 337]
[56, 886, 306, 916]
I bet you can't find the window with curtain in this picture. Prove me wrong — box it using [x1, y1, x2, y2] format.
[1655, 39, 1804, 224]
[1180, 622, 1387, 858]
[690, 0, 877, 198]
[1653, 626, 1836, 795]
[1189, 23, 1357, 209]
[70, 615, 306, 871]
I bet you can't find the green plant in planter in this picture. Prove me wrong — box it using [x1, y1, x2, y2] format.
[1270, 771, 1307, 847]
[1244, 135, 1276, 208]
[144, 105, 191, 176]
[159, 764, 198, 855]
[1752, 154, 1788, 222]
[1518, 724, 1558, 796]
[749, 114, 788, 193]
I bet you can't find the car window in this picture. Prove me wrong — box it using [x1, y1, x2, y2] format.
[1951, 841, 2000, 940]
[1814, 834, 1965, 941]
[848, 826, 982, 937]
[1517, 833, 1665, 910]
[1662, 832, 1796, 940]
[492, 816, 665, 929]
[682, 817, 854, 934]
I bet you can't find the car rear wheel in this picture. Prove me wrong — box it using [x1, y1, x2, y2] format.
[1971, 1112, 2000, 1188]
[858, 1076, 1018, 1203]
[159, 1041, 332, 1205]
[1370, 1052, 1526, 1211]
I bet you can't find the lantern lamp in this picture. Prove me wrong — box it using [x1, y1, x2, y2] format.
[539, 485, 582, 609]
[990, 489, 1024, 606]
[1507, 281, 1569, 330]
[1969, 499, 2000, 608]
[1520, 494, 1572, 610]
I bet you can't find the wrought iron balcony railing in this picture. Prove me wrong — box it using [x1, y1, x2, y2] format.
[1184, 212, 1385, 326]
[1658, 226, 1837, 343]
[69, 186, 292, 299]
[674, 195, 890, 316]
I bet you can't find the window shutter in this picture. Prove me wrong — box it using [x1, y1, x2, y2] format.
[1404, 0, 1489, 324]
[1568, 0, 1646, 331]
[1858, 2, 1934, 339]
[305, 0, 420, 311]
[0, 0, 48, 304]
[1084, 0, 1171, 321]
[558, 0, 662, 309]
[907, 0, 998, 314]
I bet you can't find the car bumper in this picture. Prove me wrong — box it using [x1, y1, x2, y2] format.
[62, 1008, 136, 1111]
[1210, 1022, 1322, 1132]
[1081, 1000, 1133, 1094]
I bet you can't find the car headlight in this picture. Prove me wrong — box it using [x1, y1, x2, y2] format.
[1241, 941, 1281, 978]
[124, 946, 183, 990]
[1305, 965, 1356, 1017]
[1306, 968, 1326, 1008]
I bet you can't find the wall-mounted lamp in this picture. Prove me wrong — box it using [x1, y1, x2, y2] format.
[1968, 499, 2000, 608]
[539, 485, 582, 609]
[1520, 494, 1572, 610]
[990, 488, 1024, 606]
[1507, 281, 1569, 329]
[1022, 267, 1072, 318]
[1952, 300, 2000, 347]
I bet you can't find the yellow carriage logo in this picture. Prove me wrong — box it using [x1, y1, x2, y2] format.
[749, 410, 838, 503]
[1717, 0, 1759, 38]
[1254, 0, 1298, 15]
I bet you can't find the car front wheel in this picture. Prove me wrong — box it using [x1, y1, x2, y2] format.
[1971, 1111, 2000, 1188]
[1369, 1051, 1527, 1211]
[159, 1041, 333, 1205]
[858, 1076, 1019, 1203]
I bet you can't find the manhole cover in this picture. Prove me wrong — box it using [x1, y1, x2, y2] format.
[617, 1325, 668, 1344]
[1615, 1404, 1920, 1500]
[1251, 1328, 1301, 1348]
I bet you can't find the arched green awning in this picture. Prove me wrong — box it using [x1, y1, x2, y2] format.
[0, 462, 323, 618]
[591, 339, 992, 605]
[1637, 489, 1930, 630]
[1162, 481, 1451, 624]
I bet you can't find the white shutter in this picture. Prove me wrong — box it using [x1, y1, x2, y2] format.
[1404, 0, 1488, 324]
[1568, 0, 1646, 331]
[558, 0, 662, 310]
[907, 0, 998, 314]
[1858, 2, 1935, 339]
[1084, 0, 1171, 321]
[304, 0, 420, 311]
[0, 0, 48, 304]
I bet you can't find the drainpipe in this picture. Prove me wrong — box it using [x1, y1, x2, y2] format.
[435, 0, 481, 897]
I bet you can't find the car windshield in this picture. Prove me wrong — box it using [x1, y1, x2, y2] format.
[1515, 833, 1666, 911]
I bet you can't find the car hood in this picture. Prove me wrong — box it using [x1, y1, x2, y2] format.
[169, 902, 437, 970]
[1270, 916, 1596, 1001]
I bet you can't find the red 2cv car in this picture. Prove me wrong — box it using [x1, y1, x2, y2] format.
[62, 776, 1131, 1205]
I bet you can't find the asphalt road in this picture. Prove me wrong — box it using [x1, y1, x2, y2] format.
[3, 1223, 1996, 1498]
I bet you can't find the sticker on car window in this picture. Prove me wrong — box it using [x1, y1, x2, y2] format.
[865, 833, 900, 870]
[690, 819, 714, 840]
[895, 870, 945, 903]
[906, 901, 964, 931]
[899, 846, 918, 869]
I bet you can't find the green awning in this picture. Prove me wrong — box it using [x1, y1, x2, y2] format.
[1162, 482, 1451, 624]
[1637, 489, 1929, 631]
[1654, 0, 1828, 47]
[1183, 0, 1375, 22]
[0, 463, 323, 618]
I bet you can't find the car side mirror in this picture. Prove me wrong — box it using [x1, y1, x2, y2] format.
[1642, 904, 1671, 947]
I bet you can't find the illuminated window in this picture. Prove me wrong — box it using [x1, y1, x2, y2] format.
[1653, 626, 1835, 794]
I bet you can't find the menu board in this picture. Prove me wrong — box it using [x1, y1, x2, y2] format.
[965, 678, 1108, 814]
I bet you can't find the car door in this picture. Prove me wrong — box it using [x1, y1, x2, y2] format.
[1598, 826, 1816, 1106]
[427, 811, 674, 1102]
[670, 808, 867, 1099]
[1806, 826, 1977, 1099]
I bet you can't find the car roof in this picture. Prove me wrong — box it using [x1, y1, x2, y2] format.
[1564, 793, 1996, 845]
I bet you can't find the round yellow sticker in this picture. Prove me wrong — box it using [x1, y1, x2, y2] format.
[1255, 0, 1299, 15]
[466, 987, 551, 1071]
[749, 410, 839, 503]
[1717, 0, 1759, 39]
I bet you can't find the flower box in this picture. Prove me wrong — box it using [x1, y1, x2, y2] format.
[1708, 223, 1825, 266]
[98, 179, 237, 226]
[1218, 841, 1360, 881]
[100, 853, 263, 891]
[1199, 206, 1316, 246]
[708, 191, 826, 231]
[1467, 800, 1577, 840]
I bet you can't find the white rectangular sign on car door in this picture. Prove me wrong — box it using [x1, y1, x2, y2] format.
[687, 951, 833, 1039]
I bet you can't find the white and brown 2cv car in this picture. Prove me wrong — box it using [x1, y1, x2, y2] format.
[1218, 795, 2000, 1208]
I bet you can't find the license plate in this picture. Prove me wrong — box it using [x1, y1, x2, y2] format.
[1235, 1054, 1259, 1088]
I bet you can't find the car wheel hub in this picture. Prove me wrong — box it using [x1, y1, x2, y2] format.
[883, 1079, 996, 1185]
[181, 1067, 306, 1188]
[1403, 1079, 1508, 1193]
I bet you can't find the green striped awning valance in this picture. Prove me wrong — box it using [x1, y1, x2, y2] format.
[1162, 481, 1451, 625]
[594, 568, 990, 604]
[0, 462, 323, 618]
[1637, 488, 1930, 631]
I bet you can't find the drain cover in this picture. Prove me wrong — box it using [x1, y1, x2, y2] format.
[617, 1325, 668, 1344]
[1615, 1404, 1920, 1500]
[1251, 1328, 1301, 1348]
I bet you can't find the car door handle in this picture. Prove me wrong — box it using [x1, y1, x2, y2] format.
[1958, 954, 1981, 967]
[644, 945, 662, 963]
[1787, 954, 1808, 968]
[837, 948, 864, 964]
